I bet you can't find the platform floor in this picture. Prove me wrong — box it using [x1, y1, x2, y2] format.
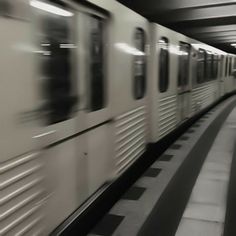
[87, 96, 236, 236]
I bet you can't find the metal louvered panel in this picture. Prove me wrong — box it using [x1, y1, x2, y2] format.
[114, 106, 147, 175]
[158, 95, 177, 139]
[192, 82, 218, 113]
[0, 153, 46, 236]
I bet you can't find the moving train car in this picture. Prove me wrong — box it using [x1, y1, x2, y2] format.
[188, 40, 223, 115]
[0, 0, 235, 235]
[148, 23, 232, 143]
[224, 53, 236, 93]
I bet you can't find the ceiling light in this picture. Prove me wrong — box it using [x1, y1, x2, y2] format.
[30, 0, 73, 17]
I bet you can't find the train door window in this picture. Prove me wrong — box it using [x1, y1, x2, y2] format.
[210, 54, 214, 80]
[206, 52, 212, 81]
[225, 57, 228, 76]
[38, 5, 76, 125]
[178, 42, 191, 87]
[133, 28, 146, 99]
[212, 54, 218, 79]
[89, 16, 106, 111]
[197, 49, 206, 84]
[220, 55, 224, 77]
[158, 37, 169, 93]
[229, 57, 232, 76]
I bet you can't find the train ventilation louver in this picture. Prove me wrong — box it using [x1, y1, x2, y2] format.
[158, 95, 177, 139]
[0, 153, 46, 236]
[114, 106, 147, 175]
[192, 83, 218, 113]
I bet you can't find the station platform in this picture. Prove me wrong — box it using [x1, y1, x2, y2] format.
[87, 96, 236, 236]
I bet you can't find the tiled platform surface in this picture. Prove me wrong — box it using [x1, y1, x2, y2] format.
[87, 97, 236, 236]
[176, 106, 236, 236]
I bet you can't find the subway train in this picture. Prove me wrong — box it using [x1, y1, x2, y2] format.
[1, 0, 236, 235]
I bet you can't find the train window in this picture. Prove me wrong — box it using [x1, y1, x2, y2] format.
[225, 57, 228, 77]
[133, 28, 146, 99]
[206, 52, 212, 81]
[197, 49, 206, 84]
[158, 37, 169, 93]
[178, 42, 191, 87]
[220, 55, 224, 77]
[89, 16, 105, 111]
[229, 57, 232, 76]
[212, 54, 218, 79]
[39, 10, 77, 125]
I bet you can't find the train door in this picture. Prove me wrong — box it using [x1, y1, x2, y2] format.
[177, 42, 191, 122]
[31, 3, 89, 233]
[224, 56, 231, 93]
[192, 47, 205, 113]
[34, 3, 114, 232]
[228, 56, 234, 92]
[219, 55, 225, 96]
[80, 11, 114, 195]
[233, 57, 236, 89]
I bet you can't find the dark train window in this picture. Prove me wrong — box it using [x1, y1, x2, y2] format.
[89, 16, 105, 111]
[220, 55, 224, 77]
[158, 37, 169, 93]
[178, 42, 191, 87]
[133, 28, 146, 100]
[225, 57, 228, 76]
[206, 52, 212, 81]
[40, 12, 76, 125]
[197, 49, 206, 84]
[229, 57, 232, 76]
[212, 54, 218, 79]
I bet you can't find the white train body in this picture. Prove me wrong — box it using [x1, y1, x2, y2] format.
[0, 0, 235, 235]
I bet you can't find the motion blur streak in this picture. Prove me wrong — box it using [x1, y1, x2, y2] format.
[30, 0, 73, 17]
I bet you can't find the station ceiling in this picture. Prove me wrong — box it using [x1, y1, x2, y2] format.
[118, 0, 236, 54]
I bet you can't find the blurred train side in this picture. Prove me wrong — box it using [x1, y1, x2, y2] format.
[148, 23, 236, 143]
[0, 0, 235, 235]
